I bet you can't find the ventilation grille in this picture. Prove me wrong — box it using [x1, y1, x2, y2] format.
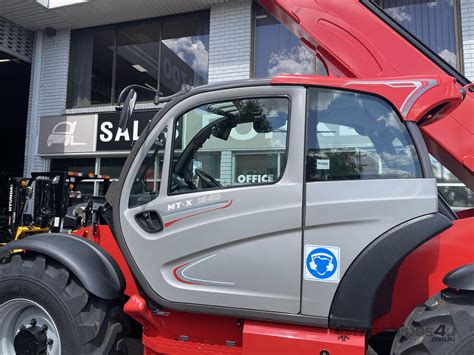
[0, 16, 34, 62]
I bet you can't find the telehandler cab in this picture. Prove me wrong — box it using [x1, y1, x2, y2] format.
[0, 1, 473, 354]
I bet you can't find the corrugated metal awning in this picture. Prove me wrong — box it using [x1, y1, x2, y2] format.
[0, 0, 231, 31]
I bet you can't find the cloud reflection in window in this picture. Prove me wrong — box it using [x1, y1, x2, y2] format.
[162, 37, 209, 78]
[267, 45, 314, 77]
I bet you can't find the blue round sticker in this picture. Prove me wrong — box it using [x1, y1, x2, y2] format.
[306, 247, 338, 279]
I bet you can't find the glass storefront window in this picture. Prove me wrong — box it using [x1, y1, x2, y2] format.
[68, 11, 210, 108]
[430, 156, 474, 210]
[50, 158, 96, 199]
[234, 153, 280, 184]
[161, 15, 210, 96]
[115, 22, 160, 103]
[374, 0, 461, 69]
[69, 27, 115, 106]
[254, 4, 317, 78]
[100, 157, 127, 179]
[195, 152, 221, 180]
[50, 158, 96, 174]
[49, 157, 131, 199]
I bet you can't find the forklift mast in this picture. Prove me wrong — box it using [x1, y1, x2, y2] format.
[259, 0, 474, 191]
[0, 171, 112, 243]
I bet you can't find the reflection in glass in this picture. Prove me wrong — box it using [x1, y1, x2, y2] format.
[69, 12, 209, 107]
[161, 15, 209, 95]
[69, 28, 115, 106]
[254, 4, 315, 78]
[376, 0, 459, 68]
[129, 128, 167, 208]
[116, 22, 160, 102]
[430, 156, 473, 210]
[170, 98, 289, 193]
[100, 157, 127, 179]
[306, 88, 422, 181]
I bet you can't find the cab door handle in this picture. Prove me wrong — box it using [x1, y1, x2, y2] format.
[135, 211, 163, 233]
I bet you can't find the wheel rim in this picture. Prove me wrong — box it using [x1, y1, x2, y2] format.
[0, 298, 61, 355]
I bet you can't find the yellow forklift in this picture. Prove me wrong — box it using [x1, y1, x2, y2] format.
[0, 171, 110, 245]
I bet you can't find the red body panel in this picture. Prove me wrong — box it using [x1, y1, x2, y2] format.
[242, 321, 365, 355]
[457, 208, 474, 219]
[124, 295, 366, 354]
[272, 74, 463, 122]
[73, 225, 139, 297]
[260, 0, 474, 190]
[373, 217, 474, 333]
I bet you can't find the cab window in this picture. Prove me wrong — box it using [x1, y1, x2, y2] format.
[306, 88, 422, 182]
[128, 128, 167, 208]
[169, 97, 289, 194]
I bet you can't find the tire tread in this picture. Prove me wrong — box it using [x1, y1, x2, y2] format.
[0, 253, 128, 354]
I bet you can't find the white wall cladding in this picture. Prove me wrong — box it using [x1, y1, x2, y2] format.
[219, 151, 233, 186]
[208, 0, 252, 82]
[461, 0, 474, 80]
[24, 30, 70, 175]
[0, 16, 34, 62]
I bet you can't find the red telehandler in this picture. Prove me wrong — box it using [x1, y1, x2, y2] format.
[0, 1, 472, 354]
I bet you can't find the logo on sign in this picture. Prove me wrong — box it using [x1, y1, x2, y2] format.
[304, 245, 340, 282]
[38, 115, 96, 155]
[47, 121, 86, 147]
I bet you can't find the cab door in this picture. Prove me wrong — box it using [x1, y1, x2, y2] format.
[115, 85, 306, 314]
[301, 86, 439, 317]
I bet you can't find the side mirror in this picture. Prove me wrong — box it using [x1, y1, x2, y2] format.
[119, 89, 137, 131]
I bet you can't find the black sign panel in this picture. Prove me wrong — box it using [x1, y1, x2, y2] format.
[97, 110, 158, 151]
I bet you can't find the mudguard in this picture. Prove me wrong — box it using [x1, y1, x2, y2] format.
[329, 213, 452, 331]
[0, 233, 125, 300]
[443, 263, 474, 291]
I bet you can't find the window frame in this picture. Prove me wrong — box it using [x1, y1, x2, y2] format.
[67, 24, 118, 108]
[67, 10, 210, 109]
[167, 94, 293, 196]
[304, 86, 426, 183]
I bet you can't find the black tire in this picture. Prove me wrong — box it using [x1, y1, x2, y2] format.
[0, 253, 129, 354]
[391, 290, 474, 355]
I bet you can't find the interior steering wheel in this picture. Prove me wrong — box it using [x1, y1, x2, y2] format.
[195, 169, 222, 188]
